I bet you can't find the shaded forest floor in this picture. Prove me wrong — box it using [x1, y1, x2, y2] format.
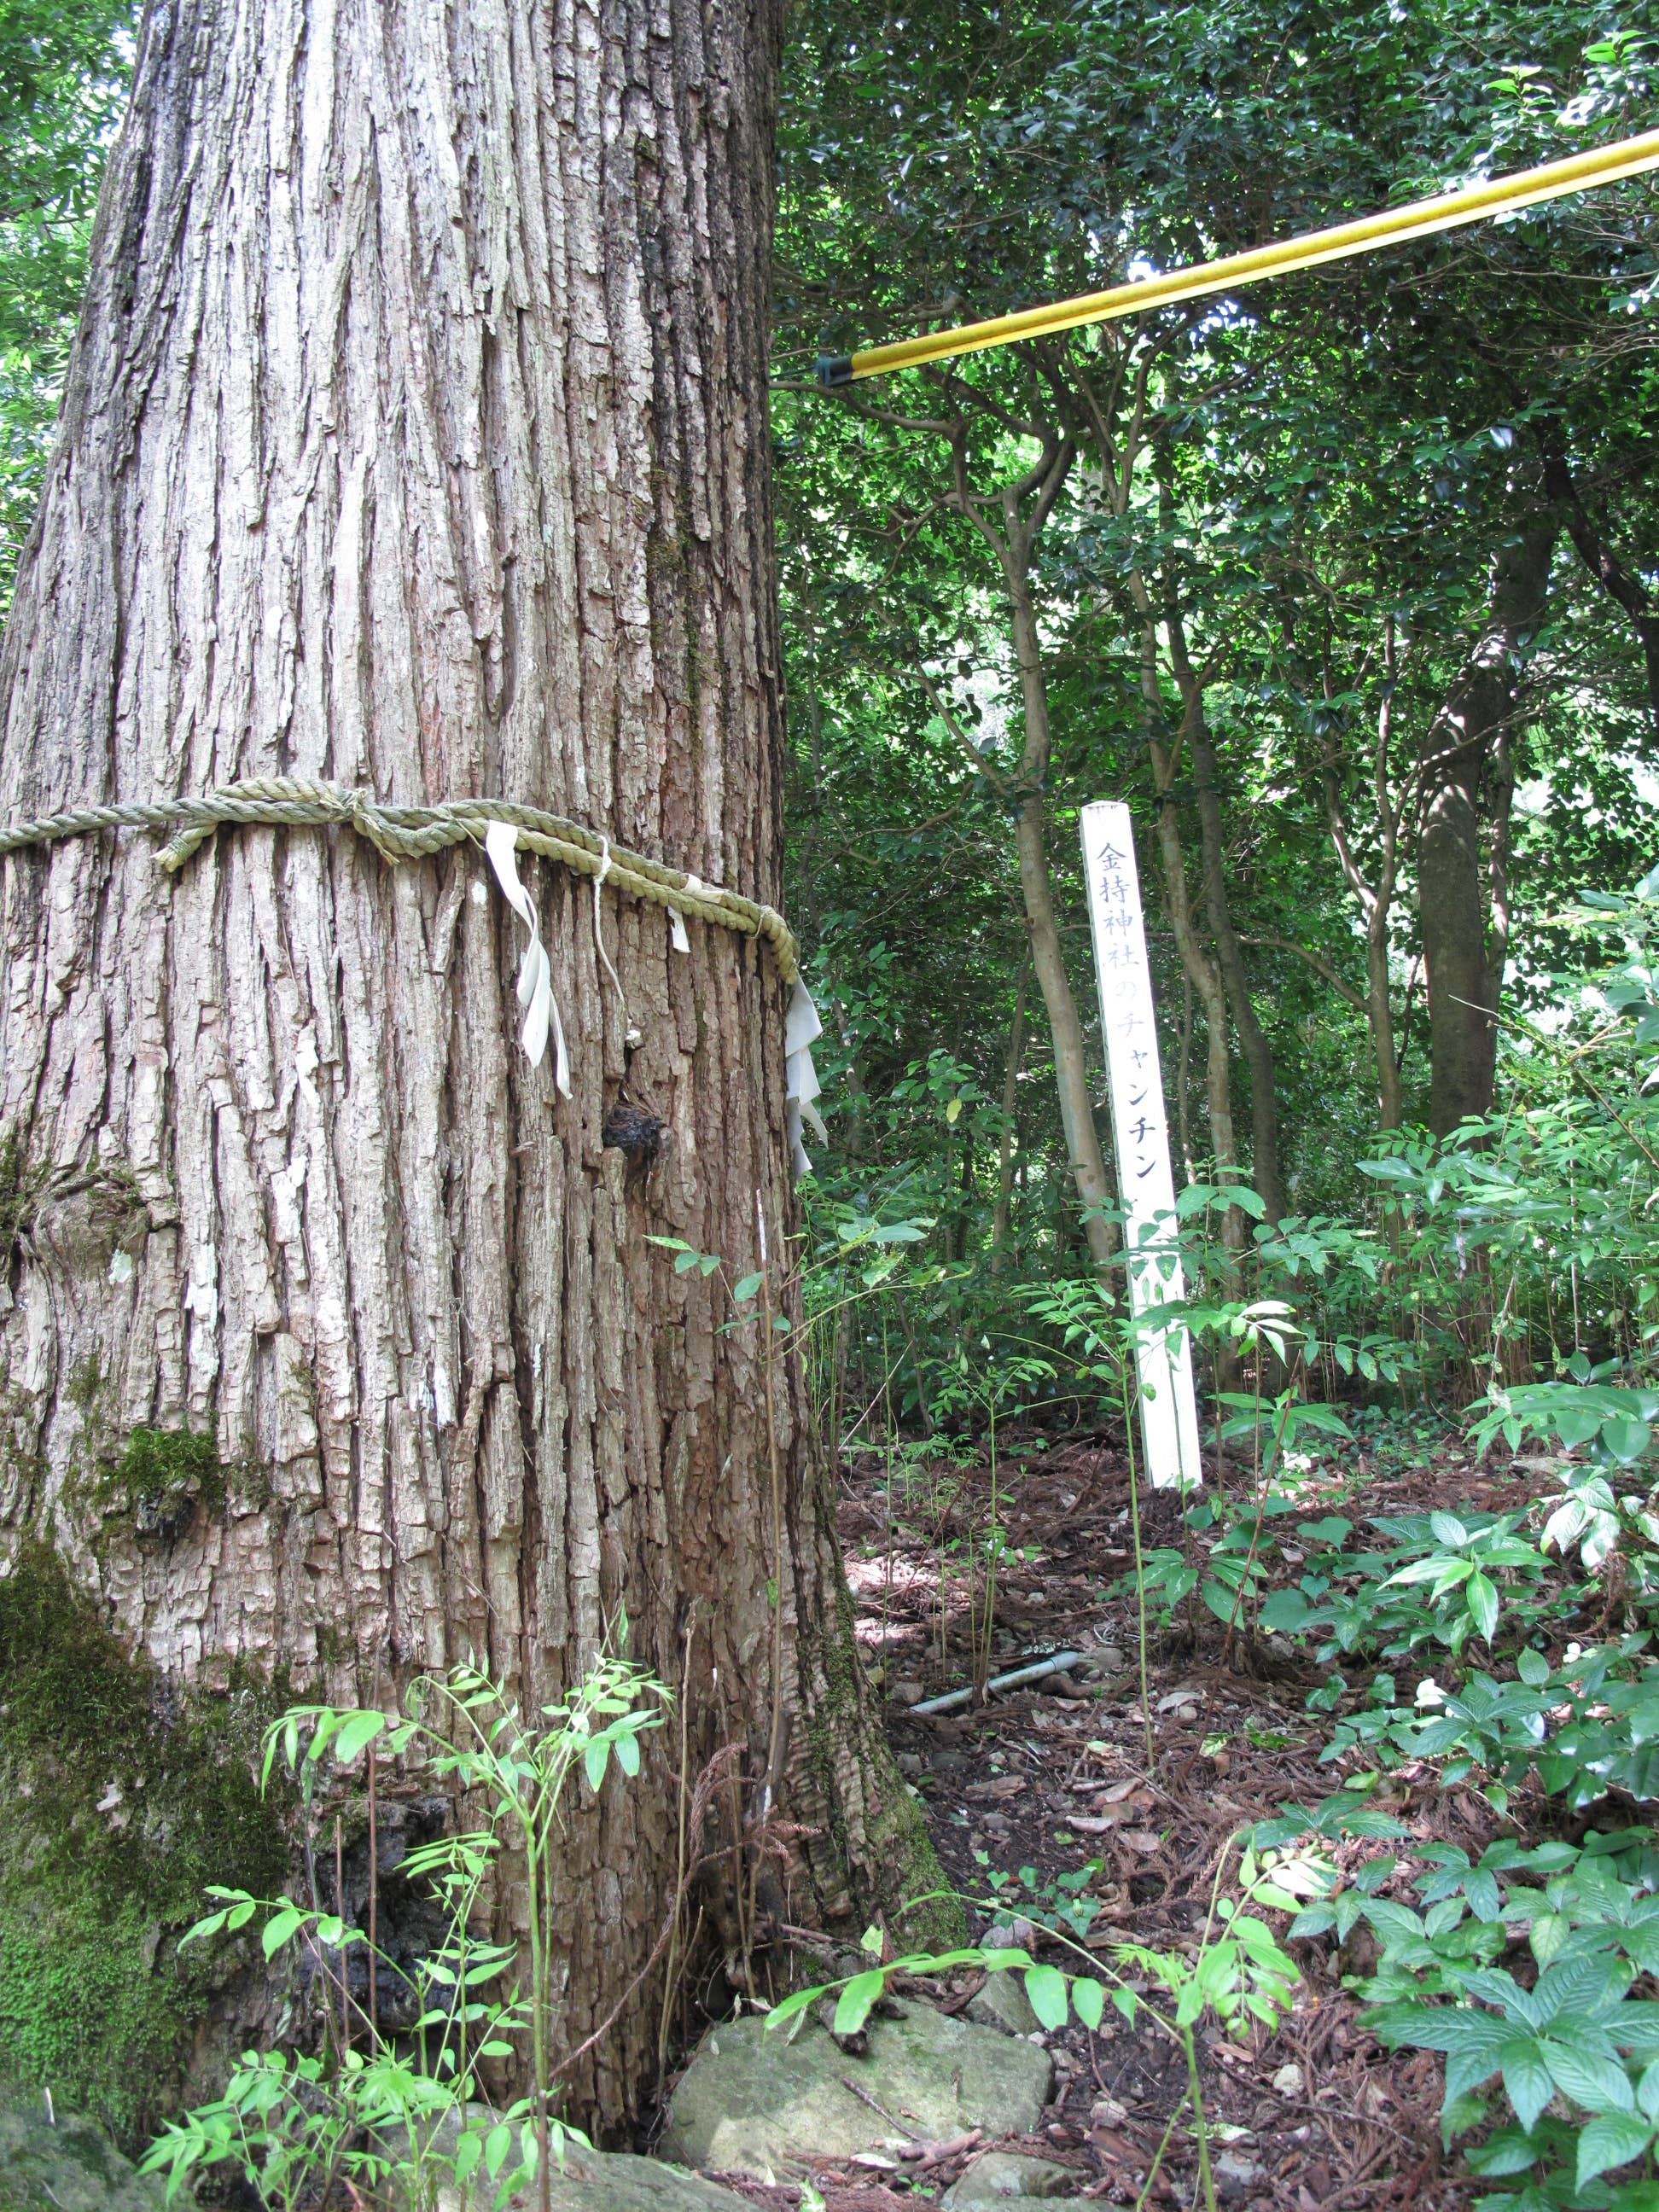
[747, 1426, 1547, 2211]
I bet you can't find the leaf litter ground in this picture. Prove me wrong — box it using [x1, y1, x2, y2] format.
[710, 1424, 1557, 2212]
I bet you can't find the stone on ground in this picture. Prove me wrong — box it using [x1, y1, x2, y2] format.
[965, 1970, 1040, 2039]
[0, 2094, 167, 2212]
[504, 2147, 754, 2212]
[659, 2001, 1053, 2177]
[385, 2117, 754, 2212]
[943, 2151, 1077, 2203]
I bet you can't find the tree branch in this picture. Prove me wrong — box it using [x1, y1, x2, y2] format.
[1240, 932, 1367, 1010]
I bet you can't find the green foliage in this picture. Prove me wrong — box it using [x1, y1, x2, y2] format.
[94, 1425, 228, 1536]
[0, 0, 132, 607]
[0, 1895, 199, 2151]
[144, 1653, 667, 2212]
[143, 2043, 543, 2212]
[15, 0, 1659, 2195]
[973, 1855, 1104, 1941]
[1260, 1510, 1558, 1660]
[767, 1844, 1330, 2209]
[1330, 1834, 1659, 2199]
[146, 1849, 551, 2212]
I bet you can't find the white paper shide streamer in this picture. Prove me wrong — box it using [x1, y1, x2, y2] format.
[485, 822, 572, 1097]
[486, 821, 826, 1179]
[785, 981, 828, 1181]
[667, 875, 701, 956]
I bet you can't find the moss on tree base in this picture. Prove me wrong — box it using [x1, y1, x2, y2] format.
[0, 1545, 287, 2143]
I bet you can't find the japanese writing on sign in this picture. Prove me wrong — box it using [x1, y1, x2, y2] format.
[1080, 801, 1204, 1491]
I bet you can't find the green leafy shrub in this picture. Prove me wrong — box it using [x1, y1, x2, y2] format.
[1261, 1510, 1557, 1659]
[143, 1652, 667, 2212]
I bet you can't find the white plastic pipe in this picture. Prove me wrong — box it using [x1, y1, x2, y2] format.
[910, 1650, 1084, 1716]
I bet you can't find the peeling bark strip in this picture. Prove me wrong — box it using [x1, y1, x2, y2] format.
[0, 0, 917, 2127]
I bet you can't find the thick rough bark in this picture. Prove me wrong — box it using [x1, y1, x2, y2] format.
[0, 0, 920, 2129]
[1417, 529, 1554, 1136]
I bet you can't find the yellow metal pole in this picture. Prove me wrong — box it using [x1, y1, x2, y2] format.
[815, 126, 1659, 386]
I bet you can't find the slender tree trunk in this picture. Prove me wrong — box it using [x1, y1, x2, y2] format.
[1181, 711, 1285, 1223]
[918, 407, 1117, 1274]
[1176, 975, 1196, 1183]
[1418, 529, 1554, 1135]
[1132, 617, 1244, 1279]
[1150, 451, 1285, 1224]
[1323, 618, 1406, 1132]
[1007, 573, 1119, 1274]
[989, 948, 1029, 1274]
[1367, 922, 1405, 1132]
[0, 0, 924, 2128]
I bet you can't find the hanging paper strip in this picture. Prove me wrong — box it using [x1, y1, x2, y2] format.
[487, 824, 827, 1180]
[486, 821, 572, 1097]
[784, 978, 828, 1181]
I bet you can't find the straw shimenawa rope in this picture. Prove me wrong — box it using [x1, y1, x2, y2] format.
[0, 774, 801, 983]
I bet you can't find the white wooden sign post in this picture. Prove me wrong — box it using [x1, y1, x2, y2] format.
[1080, 801, 1205, 1490]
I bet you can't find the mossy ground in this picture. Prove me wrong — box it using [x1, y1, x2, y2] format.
[0, 1545, 287, 2142]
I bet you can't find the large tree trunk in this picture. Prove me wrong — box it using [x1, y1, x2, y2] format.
[1417, 529, 1553, 1136]
[0, 0, 922, 2131]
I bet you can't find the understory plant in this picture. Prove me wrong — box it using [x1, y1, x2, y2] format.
[766, 1840, 1332, 2212]
[141, 1651, 667, 2212]
[1292, 1831, 1659, 2207]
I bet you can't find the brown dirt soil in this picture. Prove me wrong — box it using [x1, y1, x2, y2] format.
[728, 1424, 1556, 2211]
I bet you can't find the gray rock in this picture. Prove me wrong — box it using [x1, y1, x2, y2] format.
[0, 2095, 167, 2212]
[386, 2120, 755, 2212]
[943, 2152, 1077, 2203]
[659, 2001, 1053, 2177]
[965, 1970, 1040, 2039]
[1214, 2151, 1264, 2203]
[981, 1918, 1036, 1952]
[516, 2146, 754, 2212]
